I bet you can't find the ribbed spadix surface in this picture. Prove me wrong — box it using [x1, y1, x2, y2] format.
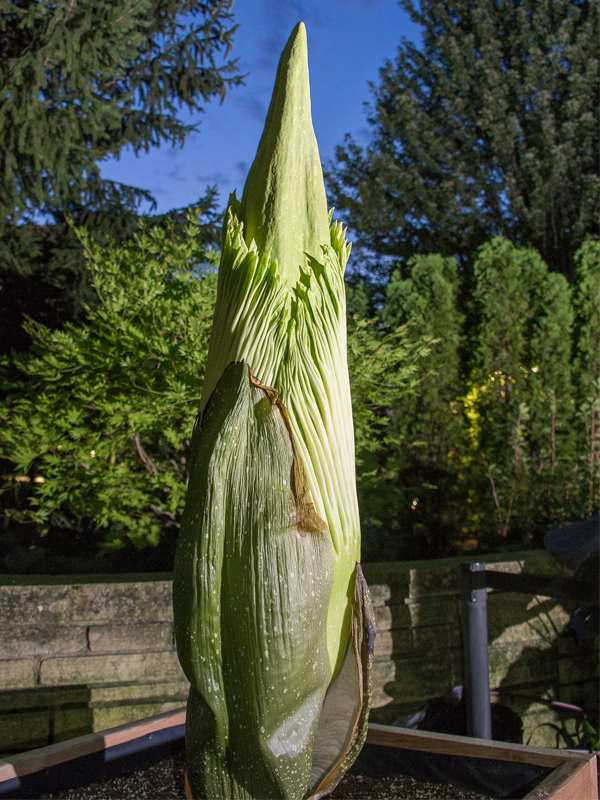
[200, 20, 360, 680]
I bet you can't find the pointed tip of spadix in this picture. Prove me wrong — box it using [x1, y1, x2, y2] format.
[238, 22, 330, 287]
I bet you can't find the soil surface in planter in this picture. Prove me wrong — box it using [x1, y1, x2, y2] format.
[39, 750, 493, 799]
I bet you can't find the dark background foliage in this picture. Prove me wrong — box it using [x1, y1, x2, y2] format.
[326, 0, 599, 284]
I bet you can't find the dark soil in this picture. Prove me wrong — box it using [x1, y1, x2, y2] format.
[40, 750, 493, 799]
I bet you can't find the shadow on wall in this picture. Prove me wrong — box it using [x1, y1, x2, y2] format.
[0, 686, 93, 757]
[498, 634, 599, 749]
[369, 572, 597, 749]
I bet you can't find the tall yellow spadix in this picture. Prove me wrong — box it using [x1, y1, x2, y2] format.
[239, 23, 330, 288]
[174, 22, 374, 800]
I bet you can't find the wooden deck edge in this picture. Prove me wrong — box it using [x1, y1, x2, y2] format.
[522, 755, 598, 800]
[0, 706, 186, 783]
[1, 708, 595, 798]
[365, 723, 592, 768]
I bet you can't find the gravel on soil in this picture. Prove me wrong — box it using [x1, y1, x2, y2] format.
[39, 751, 494, 800]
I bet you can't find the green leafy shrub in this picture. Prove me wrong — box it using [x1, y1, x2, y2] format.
[0, 209, 217, 570]
[360, 237, 599, 560]
[0, 211, 431, 572]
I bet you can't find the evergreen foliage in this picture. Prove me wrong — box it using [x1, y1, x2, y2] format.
[464, 238, 577, 539]
[358, 238, 599, 560]
[0, 0, 241, 221]
[373, 253, 465, 560]
[326, 0, 599, 281]
[0, 208, 217, 572]
[0, 213, 431, 574]
[0, 187, 222, 353]
[0, 0, 241, 352]
[572, 238, 600, 401]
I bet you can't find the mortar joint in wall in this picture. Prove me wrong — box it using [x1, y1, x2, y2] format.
[33, 656, 42, 685]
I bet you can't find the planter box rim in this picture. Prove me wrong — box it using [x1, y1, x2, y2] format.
[1, 708, 596, 800]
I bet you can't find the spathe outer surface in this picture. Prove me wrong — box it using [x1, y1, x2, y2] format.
[174, 21, 373, 800]
[174, 362, 334, 799]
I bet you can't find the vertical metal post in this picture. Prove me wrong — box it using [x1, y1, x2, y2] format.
[460, 562, 492, 740]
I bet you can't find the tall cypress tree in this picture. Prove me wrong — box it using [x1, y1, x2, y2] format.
[327, 0, 598, 281]
[570, 238, 600, 516]
[0, 0, 242, 351]
[363, 253, 466, 559]
[465, 237, 576, 540]
[367, 238, 593, 558]
[571, 238, 600, 400]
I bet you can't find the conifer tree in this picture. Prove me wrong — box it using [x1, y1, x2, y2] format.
[364, 238, 595, 558]
[465, 238, 576, 540]
[570, 238, 600, 516]
[1, 0, 241, 221]
[571, 238, 600, 400]
[380, 253, 466, 557]
[327, 0, 598, 281]
[0, 0, 241, 350]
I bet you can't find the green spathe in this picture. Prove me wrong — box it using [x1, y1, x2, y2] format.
[174, 361, 374, 798]
[174, 362, 334, 799]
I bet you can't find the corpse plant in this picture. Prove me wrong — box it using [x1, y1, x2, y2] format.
[173, 23, 374, 800]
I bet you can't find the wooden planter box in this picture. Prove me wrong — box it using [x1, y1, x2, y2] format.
[0, 708, 597, 799]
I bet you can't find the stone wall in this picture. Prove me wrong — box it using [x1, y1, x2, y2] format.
[362, 551, 597, 748]
[0, 573, 186, 756]
[1, 551, 596, 756]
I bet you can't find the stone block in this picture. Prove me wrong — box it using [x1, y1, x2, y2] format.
[53, 706, 94, 743]
[39, 650, 186, 686]
[390, 625, 459, 659]
[369, 584, 391, 607]
[0, 625, 87, 658]
[0, 709, 49, 753]
[403, 565, 462, 600]
[0, 686, 90, 712]
[71, 581, 173, 624]
[374, 606, 392, 632]
[371, 660, 396, 708]
[558, 653, 599, 684]
[368, 704, 411, 726]
[488, 641, 556, 688]
[88, 623, 173, 653]
[0, 585, 72, 626]
[487, 595, 570, 646]
[89, 679, 189, 704]
[362, 563, 410, 597]
[558, 681, 599, 710]
[366, 562, 459, 600]
[522, 706, 573, 749]
[373, 631, 393, 662]
[91, 702, 183, 732]
[385, 649, 463, 705]
[392, 596, 459, 630]
[0, 659, 36, 690]
[363, 550, 566, 602]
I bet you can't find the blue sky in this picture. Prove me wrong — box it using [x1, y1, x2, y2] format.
[100, 0, 421, 216]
